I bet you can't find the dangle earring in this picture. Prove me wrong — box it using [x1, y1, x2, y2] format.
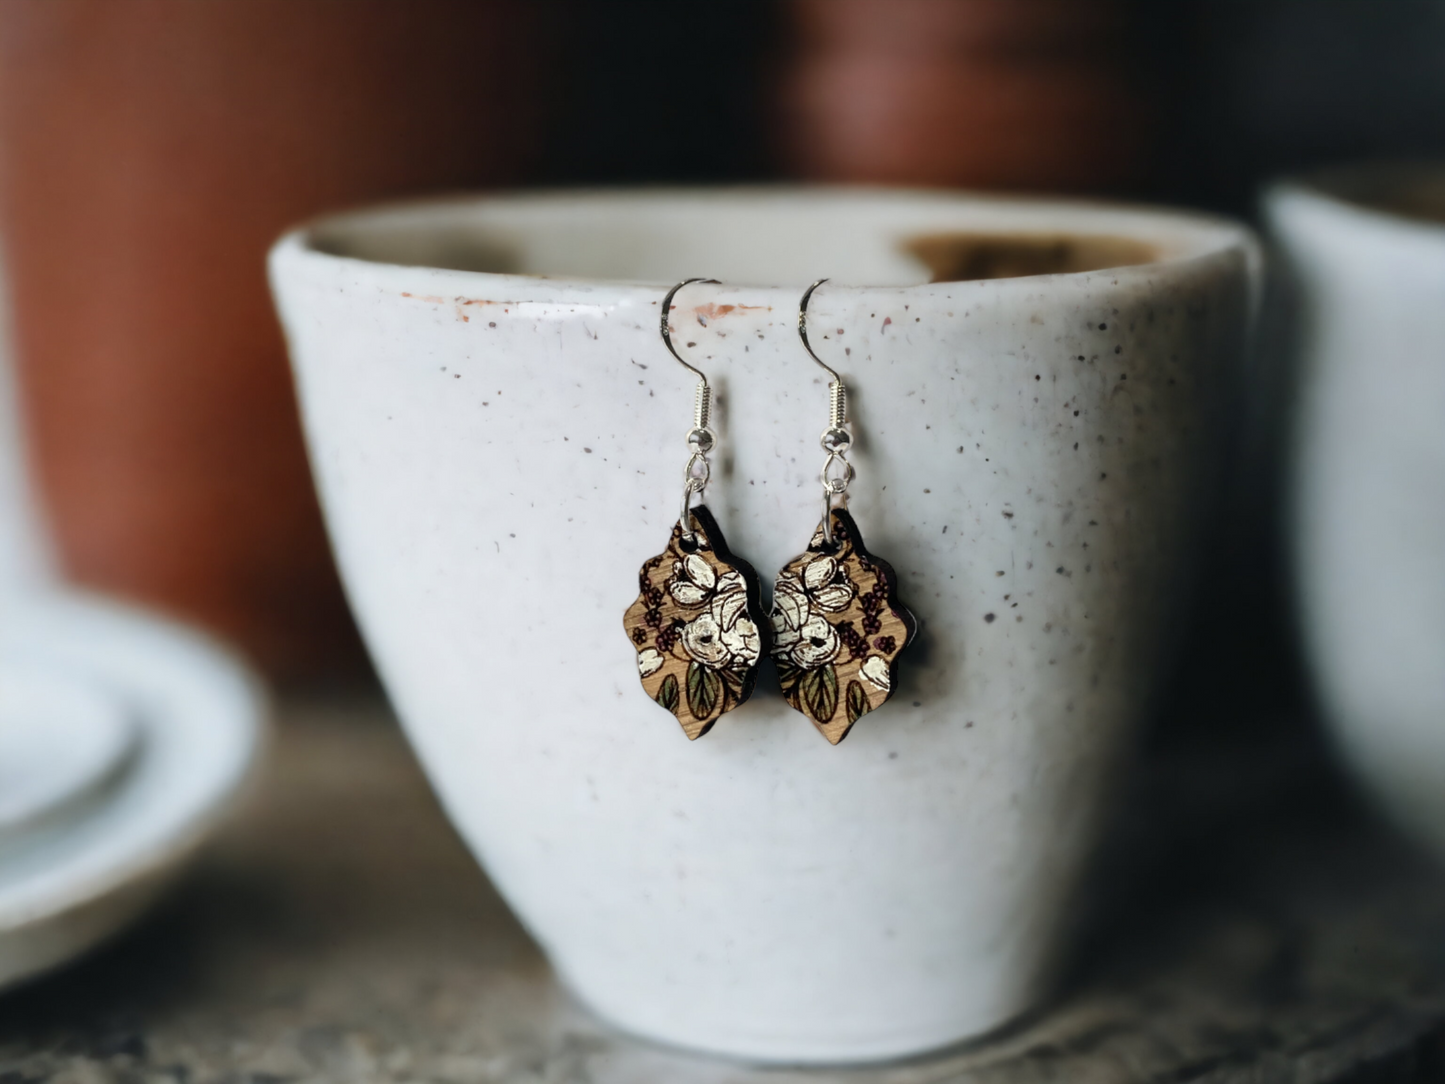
[769, 279, 917, 745]
[623, 279, 769, 740]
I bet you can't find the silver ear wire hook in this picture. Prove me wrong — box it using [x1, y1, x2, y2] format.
[661, 277, 719, 382]
[799, 278, 854, 546]
[800, 277, 849, 436]
[662, 277, 721, 540]
[798, 278, 841, 383]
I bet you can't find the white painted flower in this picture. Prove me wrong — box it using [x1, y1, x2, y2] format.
[801, 554, 855, 612]
[770, 574, 807, 656]
[709, 573, 748, 630]
[770, 619, 799, 658]
[788, 613, 841, 669]
[668, 554, 756, 672]
[637, 648, 664, 678]
[771, 557, 854, 671]
[773, 557, 855, 637]
[668, 553, 716, 607]
[720, 616, 761, 671]
[859, 654, 891, 691]
[680, 612, 732, 668]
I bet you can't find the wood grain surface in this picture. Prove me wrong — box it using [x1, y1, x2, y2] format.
[771, 508, 916, 744]
[623, 505, 769, 739]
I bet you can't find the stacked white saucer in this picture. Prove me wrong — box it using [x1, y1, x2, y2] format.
[0, 592, 265, 989]
[0, 314, 265, 990]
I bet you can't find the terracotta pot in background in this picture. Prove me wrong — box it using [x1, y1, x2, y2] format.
[0, 0, 539, 677]
[781, 0, 1149, 192]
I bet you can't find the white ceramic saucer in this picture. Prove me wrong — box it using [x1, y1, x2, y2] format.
[0, 666, 139, 847]
[0, 590, 265, 989]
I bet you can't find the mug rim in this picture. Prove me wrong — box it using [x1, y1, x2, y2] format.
[272, 184, 1258, 296]
[1266, 162, 1445, 241]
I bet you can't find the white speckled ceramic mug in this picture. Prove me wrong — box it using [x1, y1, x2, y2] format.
[270, 189, 1257, 1064]
[1266, 167, 1445, 860]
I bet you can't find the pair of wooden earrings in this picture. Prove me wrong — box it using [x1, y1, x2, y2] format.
[623, 279, 916, 745]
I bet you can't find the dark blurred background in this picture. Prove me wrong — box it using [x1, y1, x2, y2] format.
[1, 0, 1442, 746]
[544, 0, 1445, 208]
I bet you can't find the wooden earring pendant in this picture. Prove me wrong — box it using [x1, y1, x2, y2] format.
[623, 279, 768, 739]
[770, 280, 916, 744]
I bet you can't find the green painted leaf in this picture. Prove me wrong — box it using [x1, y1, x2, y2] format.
[846, 680, 870, 725]
[775, 660, 801, 695]
[686, 661, 722, 720]
[800, 664, 839, 724]
[656, 673, 680, 713]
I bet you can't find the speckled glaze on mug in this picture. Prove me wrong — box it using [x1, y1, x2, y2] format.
[270, 189, 1258, 1064]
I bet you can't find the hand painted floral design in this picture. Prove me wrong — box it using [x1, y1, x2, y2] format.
[669, 553, 722, 607]
[718, 614, 761, 670]
[623, 507, 768, 740]
[774, 610, 841, 670]
[637, 647, 664, 678]
[670, 560, 759, 674]
[770, 508, 916, 744]
[859, 654, 891, 691]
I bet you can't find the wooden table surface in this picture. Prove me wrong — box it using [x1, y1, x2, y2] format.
[3, 695, 1444, 1083]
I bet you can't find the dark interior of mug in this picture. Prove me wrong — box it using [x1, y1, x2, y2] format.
[307, 190, 1209, 287]
[1369, 174, 1445, 225]
[1313, 164, 1445, 226]
[902, 233, 1157, 281]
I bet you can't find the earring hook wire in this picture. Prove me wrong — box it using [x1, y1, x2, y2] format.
[660, 277, 720, 385]
[798, 278, 853, 547]
[798, 277, 841, 382]
[662, 277, 720, 541]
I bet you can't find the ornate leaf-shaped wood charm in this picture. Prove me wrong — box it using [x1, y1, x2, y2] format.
[770, 508, 916, 744]
[623, 506, 769, 739]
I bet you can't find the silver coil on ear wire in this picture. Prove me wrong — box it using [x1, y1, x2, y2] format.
[694, 382, 712, 434]
[828, 380, 847, 431]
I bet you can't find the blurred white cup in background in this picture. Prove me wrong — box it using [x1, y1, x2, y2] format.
[1267, 167, 1445, 857]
